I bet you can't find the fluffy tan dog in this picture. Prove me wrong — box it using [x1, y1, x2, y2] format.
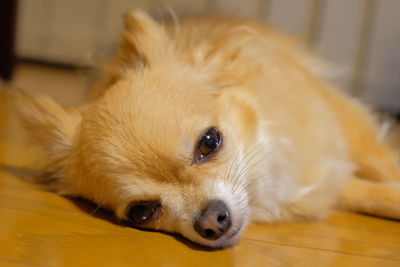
[14, 11, 400, 248]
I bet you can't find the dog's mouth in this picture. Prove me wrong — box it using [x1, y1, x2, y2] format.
[186, 199, 248, 248]
[127, 221, 244, 250]
[196, 221, 244, 249]
[178, 222, 244, 250]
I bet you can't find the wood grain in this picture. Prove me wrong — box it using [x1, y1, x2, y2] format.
[0, 63, 399, 267]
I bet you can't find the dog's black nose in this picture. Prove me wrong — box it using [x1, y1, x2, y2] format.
[194, 200, 232, 240]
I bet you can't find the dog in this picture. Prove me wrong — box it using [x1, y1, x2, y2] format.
[14, 11, 400, 248]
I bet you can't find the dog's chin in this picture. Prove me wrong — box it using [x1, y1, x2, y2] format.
[180, 231, 238, 249]
[198, 226, 244, 249]
[182, 219, 247, 249]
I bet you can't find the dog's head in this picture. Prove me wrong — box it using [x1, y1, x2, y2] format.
[14, 11, 267, 248]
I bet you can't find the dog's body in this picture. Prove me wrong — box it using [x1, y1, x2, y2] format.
[15, 12, 400, 248]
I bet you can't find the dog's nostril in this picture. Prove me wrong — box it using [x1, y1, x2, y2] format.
[217, 214, 227, 223]
[204, 229, 216, 239]
[193, 200, 232, 240]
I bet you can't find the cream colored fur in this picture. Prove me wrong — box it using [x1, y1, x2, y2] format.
[14, 11, 400, 248]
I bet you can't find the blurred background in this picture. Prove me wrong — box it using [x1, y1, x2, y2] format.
[1, 0, 400, 114]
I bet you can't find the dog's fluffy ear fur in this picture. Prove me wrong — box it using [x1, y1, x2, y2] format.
[89, 11, 172, 99]
[12, 91, 81, 189]
[116, 10, 171, 69]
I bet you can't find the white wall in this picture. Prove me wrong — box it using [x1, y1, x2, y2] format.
[16, 0, 400, 112]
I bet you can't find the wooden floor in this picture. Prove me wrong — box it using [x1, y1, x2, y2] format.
[0, 63, 399, 267]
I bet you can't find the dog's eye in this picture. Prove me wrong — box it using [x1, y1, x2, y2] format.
[194, 127, 222, 163]
[127, 201, 159, 226]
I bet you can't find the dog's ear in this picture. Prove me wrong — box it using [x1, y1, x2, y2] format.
[88, 11, 172, 99]
[12, 91, 82, 188]
[116, 10, 171, 68]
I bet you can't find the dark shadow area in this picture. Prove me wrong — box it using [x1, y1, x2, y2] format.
[130, 225, 224, 251]
[357, 211, 400, 222]
[69, 197, 127, 226]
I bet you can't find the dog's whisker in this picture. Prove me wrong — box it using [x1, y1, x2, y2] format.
[237, 156, 266, 187]
[236, 150, 265, 182]
[91, 194, 115, 216]
[224, 136, 254, 185]
[231, 143, 263, 195]
[235, 177, 262, 201]
[227, 141, 257, 190]
[234, 174, 267, 201]
[235, 168, 289, 202]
